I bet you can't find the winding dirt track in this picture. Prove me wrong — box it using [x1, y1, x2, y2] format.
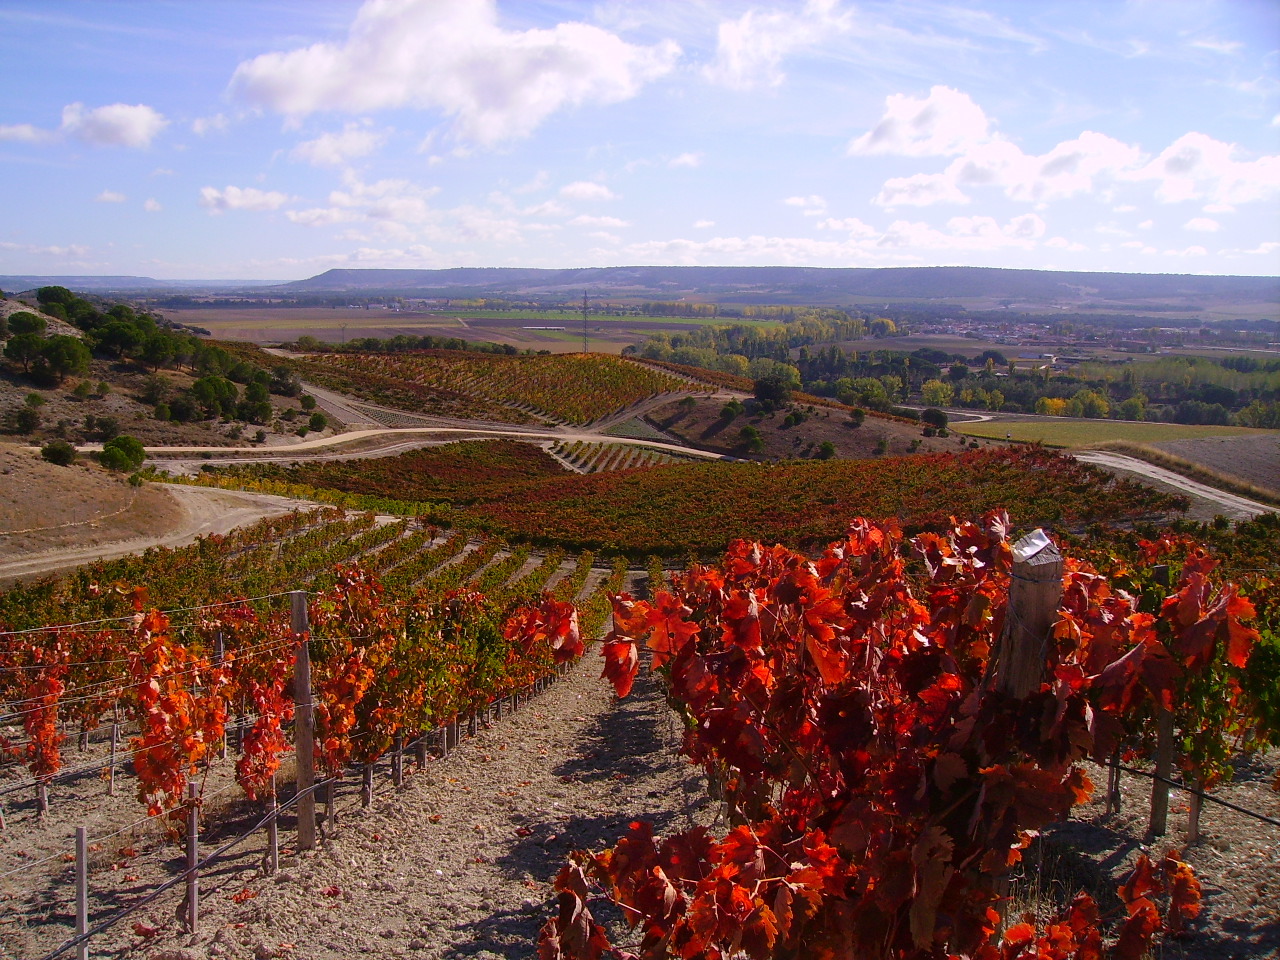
[1073, 451, 1273, 520]
[0, 486, 312, 583]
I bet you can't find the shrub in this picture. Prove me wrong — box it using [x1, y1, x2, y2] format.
[816, 440, 836, 460]
[308, 411, 328, 431]
[41, 439, 77, 466]
[299, 393, 317, 411]
[99, 434, 145, 471]
[4, 405, 40, 434]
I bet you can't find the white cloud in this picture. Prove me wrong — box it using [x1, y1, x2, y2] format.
[1190, 38, 1243, 55]
[1244, 241, 1279, 256]
[191, 113, 229, 136]
[668, 152, 703, 169]
[1183, 217, 1220, 232]
[693, 219, 715, 228]
[199, 185, 290, 213]
[851, 86, 1279, 214]
[873, 172, 969, 207]
[95, 190, 127, 203]
[704, 0, 850, 90]
[291, 121, 385, 167]
[0, 240, 91, 258]
[151, 168, 175, 177]
[817, 217, 876, 237]
[1046, 236, 1087, 252]
[569, 215, 629, 228]
[61, 102, 167, 148]
[1138, 219, 1154, 230]
[560, 181, 615, 201]
[228, 0, 679, 145]
[1164, 245, 1208, 256]
[848, 85, 991, 157]
[0, 123, 50, 143]
[144, 198, 163, 213]
[1131, 132, 1280, 205]
[784, 194, 827, 215]
[622, 212, 1052, 267]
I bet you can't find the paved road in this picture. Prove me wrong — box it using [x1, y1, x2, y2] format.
[1074, 451, 1273, 520]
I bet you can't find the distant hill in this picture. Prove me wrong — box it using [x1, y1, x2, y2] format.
[272, 266, 1279, 308]
[0, 276, 262, 294]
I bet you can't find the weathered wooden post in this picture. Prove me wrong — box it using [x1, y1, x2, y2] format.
[994, 529, 1064, 699]
[1149, 708, 1175, 836]
[393, 737, 404, 788]
[1148, 563, 1174, 838]
[215, 631, 227, 761]
[291, 591, 316, 852]
[185, 782, 199, 934]
[75, 825, 89, 960]
[108, 722, 119, 797]
[266, 775, 279, 875]
[361, 765, 373, 808]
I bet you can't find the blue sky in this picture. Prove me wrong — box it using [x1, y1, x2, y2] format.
[0, 0, 1277, 282]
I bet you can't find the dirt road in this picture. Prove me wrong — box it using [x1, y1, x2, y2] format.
[1073, 451, 1273, 520]
[0, 485, 313, 583]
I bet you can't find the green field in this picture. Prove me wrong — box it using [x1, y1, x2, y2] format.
[953, 418, 1275, 447]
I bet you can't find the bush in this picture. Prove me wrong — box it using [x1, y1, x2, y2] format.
[300, 394, 317, 411]
[8, 311, 46, 336]
[816, 440, 836, 460]
[72, 381, 92, 400]
[4, 405, 40, 434]
[99, 434, 145, 471]
[41, 439, 77, 465]
[921, 407, 948, 429]
[308, 411, 328, 431]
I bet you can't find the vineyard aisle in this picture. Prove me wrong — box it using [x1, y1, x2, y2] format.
[102, 662, 708, 960]
[0, 486, 312, 582]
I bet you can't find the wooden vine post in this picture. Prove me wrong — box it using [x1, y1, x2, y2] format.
[291, 590, 316, 852]
[75, 825, 88, 960]
[994, 529, 1064, 699]
[184, 782, 199, 934]
[1148, 563, 1174, 838]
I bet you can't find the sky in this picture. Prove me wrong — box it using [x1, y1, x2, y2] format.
[0, 0, 1277, 282]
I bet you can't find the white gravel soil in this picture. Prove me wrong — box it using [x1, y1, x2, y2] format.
[22, 658, 709, 960]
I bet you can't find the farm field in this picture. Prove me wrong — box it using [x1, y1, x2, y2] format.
[953, 417, 1273, 446]
[161, 305, 782, 353]
[1150, 434, 1280, 496]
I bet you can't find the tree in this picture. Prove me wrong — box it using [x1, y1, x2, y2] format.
[299, 393, 317, 411]
[753, 374, 792, 412]
[737, 424, 765, 453]
[308, 411, 328, 432]
[0, 313, 8, 340]
[4, 332, 43, 373]
[4, 405, 40, 434]
[38, 335, 91, 383]
[99, 434, 145, 471]
[816, 440, 836, 460]
[921, 407, 948, 429]
[41, 439, 77, 466]
[8, 311, 47, 336]
[921, 378, 954, 407]
[140, 334, 175, 371]
[720, 399, 744, 420]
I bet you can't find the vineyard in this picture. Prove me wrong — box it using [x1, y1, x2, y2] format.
[2, 505, 1276, 958]
[293, 351, 703, 425]
[0, 504, 654, 957]
[181, 447, 1189, 558]
[547, 440, 695, 473]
